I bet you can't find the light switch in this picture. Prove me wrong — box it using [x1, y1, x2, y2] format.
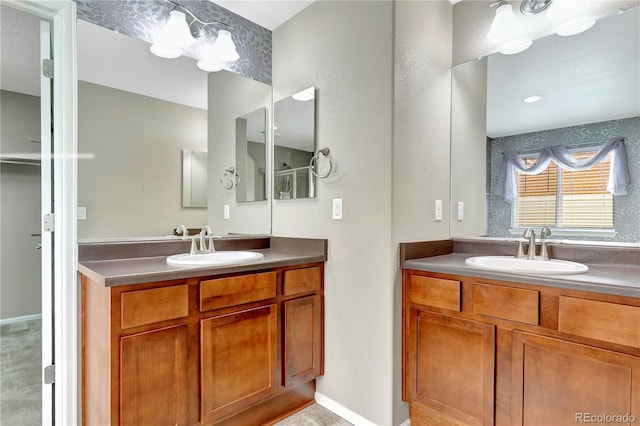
[332, 198, 343, 220]
[77, 207, 87, 220]
[435, 200, 443, 221]
[224, 204, 230, 220]
[457, 202, 464, 221]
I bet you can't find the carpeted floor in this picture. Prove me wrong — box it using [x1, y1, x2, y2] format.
[0, 319, 42, 426]
[275, 403, 353, 426]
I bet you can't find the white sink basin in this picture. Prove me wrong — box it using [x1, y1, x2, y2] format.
[465, 256, 589, 275]
[167, 251, 264, 266]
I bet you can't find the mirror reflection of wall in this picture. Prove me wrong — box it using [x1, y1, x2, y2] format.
[182, 149, 208, 208]
[236, 107, 267, 203]
[451, 7, 640, 243]
[208, 71, 272, 235]
[273, 87, 316, 200]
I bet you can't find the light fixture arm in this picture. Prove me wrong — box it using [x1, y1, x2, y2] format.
[166, 1, 233, 40]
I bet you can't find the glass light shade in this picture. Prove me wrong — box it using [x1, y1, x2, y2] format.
[197, 60, 223, 72]
[556, 19, 596, 36]
[162, 10, 196, 46]
[211, 30, 239, 62]
[523, 95, 542, 103]
[499, 40, 533, 55]
[487, 3, 521, 42]
[150, 44, 181, 59]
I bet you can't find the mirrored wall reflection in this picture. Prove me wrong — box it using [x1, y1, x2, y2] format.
[182, 149, 208, 208]
[236, 107, 267, 202]
[273, 87, 316, 200]
[450, 7, 640, 243]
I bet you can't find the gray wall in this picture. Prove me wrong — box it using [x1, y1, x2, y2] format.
[273, 1, 453, 424]
[77, 81, 208, 239]
[273, 2, 395, 424]
[488, 117, 640, 242]
[1, 90, 42, 320]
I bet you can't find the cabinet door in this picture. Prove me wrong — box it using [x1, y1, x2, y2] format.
[407, 309, 495, 426]
[283, 294, 322, 387]
[511, 332, 640, 426]
[120, 324, 188, 426]
[201, 304, 278, 425]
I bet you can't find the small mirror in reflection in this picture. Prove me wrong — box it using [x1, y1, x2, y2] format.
[273, 86, 316, 200]
[182, 149, 208, 208]
[236, 107, 267, 202]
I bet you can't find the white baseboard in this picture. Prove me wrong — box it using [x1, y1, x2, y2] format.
[314, 392, 381, 426]
[0, 313, 42, 326]
[399, 419, 411, 426]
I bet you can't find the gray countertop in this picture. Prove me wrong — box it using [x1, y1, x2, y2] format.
[404, 253, 640, 298]
[79, 248, 325, 287]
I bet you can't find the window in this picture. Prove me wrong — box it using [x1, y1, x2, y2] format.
[514, 150, 614, 229]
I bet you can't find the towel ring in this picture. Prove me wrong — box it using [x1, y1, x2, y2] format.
[220, 167, 240, 190]
[309, 147, 333, 179]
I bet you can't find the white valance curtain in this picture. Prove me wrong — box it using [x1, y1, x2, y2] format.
[495, 136, 629, 203]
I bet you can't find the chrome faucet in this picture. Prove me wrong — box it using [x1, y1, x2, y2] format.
[523, 228, 536, 260]
[539, 227, 552, 261]
[176, 224, 189, 237]
[199, 225, 215, 253]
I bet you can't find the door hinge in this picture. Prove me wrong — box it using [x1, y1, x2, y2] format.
[42, 59, 54, 78]
[43, 213, 55, 232]
[44, 365, 55, 384]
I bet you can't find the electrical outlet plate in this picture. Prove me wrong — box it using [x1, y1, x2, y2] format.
[224, 204, 230, 220]
[457, 201, 464, 221]
[332, 198, 343, 220]
[435, 200, 443, 221]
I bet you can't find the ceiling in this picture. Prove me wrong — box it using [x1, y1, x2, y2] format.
[211, 1, 314, 30]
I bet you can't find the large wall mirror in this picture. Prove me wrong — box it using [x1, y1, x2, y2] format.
[182, 149, 208, 208]
[76, 19, 272, 239]
[451, 6, 640, 244]
[273, 87, 317, 200]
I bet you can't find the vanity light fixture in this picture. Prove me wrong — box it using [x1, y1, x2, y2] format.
[523, 95, 542, 103]
[196, 60, 223, 72]
[520, 0, 553, 15]
[150, 1, 239, 64]
[487, 1, 521, 42]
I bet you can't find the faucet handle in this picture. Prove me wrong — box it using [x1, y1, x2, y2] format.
[176, 224, 189, 237]
[540, 227, 552, 238]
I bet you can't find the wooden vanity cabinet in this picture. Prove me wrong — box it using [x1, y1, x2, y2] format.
[402, 269, 640, 426]
[82, 262, 324, 426]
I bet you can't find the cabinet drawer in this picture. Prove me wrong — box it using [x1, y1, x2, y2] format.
[472, 283, 539, 325]
[121, 284, 189, 329]
[410, 275, 460, 312]
[283, 267, 321, 296]
[200, 272, 276, 312]
[558, 296, 640, 348]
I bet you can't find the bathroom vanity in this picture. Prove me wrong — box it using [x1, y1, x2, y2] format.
[401, 239, 640, 426]
[79, 236, 326, 426]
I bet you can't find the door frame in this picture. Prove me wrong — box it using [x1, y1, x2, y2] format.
[4, 1, 78, 425]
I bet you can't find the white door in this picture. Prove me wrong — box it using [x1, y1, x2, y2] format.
[39, 19, 54, 426]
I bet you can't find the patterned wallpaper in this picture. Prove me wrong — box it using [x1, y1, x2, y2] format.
[488, 116, 640, 243]
[74, 0, 272, 84]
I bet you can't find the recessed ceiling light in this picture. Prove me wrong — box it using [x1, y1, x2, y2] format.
[523, 95, 542, 103]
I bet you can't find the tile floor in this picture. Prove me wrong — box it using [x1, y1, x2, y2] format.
[0, 319, 42, 426]
[275, 403, 353, 426]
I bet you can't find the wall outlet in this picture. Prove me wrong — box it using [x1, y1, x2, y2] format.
[224, 204, 230, 220]
[457, 201, 464, 221]
[77, 207, 87, 220]
[332, 198, 343, 220]
[435, 200, 443, 221]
